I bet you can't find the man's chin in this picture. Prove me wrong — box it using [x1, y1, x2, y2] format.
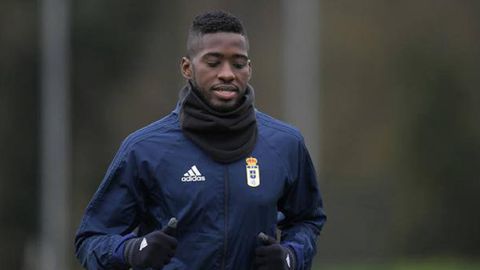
[209, 101, 240, 113]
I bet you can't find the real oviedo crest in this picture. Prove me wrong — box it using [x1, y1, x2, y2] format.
[246, 157, 260, 187]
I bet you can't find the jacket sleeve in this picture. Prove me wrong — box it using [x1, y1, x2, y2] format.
[277, 139, 327, 270]
[74, 140, 144, 270]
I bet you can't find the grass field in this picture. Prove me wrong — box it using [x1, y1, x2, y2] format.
[314, 259, 480, 270]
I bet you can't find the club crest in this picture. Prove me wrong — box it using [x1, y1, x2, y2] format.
[246, 157, 260, 187]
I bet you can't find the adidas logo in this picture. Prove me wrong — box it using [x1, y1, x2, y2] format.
[139, 238, 148, 251]
[181, 165, 206, 182]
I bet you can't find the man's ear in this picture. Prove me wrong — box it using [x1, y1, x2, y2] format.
[181, 57, 192, 79]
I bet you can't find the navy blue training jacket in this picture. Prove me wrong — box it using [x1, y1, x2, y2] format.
[75, 106, 326, 270]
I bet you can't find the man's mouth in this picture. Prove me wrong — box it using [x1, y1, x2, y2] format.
[212, 85, 238, 100]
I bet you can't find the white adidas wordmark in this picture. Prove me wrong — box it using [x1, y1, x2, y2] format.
[181, 165, 206, 182]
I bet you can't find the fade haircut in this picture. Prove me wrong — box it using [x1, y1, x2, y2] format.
[186, 10, 249, 58]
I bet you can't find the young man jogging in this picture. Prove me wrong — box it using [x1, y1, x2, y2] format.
[75, 10, 326, 270]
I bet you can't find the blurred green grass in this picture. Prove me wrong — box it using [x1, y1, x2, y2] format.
[314, 258, 480, 270]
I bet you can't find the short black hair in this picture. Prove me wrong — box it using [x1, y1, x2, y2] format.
[186, 10, 249, 58]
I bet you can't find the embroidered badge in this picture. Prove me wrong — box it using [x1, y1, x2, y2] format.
[246, 157, 260, 187]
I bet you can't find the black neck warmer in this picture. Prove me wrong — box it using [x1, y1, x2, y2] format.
[179, 82, 258, 163]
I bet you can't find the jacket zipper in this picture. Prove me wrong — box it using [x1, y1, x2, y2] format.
[221, 166, 229, 269]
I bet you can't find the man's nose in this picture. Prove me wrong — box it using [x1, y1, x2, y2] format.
[218, 63, 235, 82]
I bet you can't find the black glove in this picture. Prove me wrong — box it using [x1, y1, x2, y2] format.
[255, 232, 296, 270]
[124, 217, 178, 269]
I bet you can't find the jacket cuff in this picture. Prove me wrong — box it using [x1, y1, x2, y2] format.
[282, 242, 303, 270]
[112, 232, 137, 267]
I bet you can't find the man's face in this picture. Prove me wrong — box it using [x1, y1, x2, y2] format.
[181, 32, 252, 112]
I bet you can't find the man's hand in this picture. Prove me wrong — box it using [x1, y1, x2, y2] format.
[255, 232, 296, 270]
[124, 217, 178, 269]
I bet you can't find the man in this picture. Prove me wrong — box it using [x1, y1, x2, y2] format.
[75, 10, 326, 270]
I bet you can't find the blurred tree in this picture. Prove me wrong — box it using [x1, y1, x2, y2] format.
[393, 25, 480, 257]
[0, 0, 40, 269]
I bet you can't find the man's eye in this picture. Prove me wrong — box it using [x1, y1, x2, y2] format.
[207, 62, 220, 67]
[233, 62, 247, 69]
